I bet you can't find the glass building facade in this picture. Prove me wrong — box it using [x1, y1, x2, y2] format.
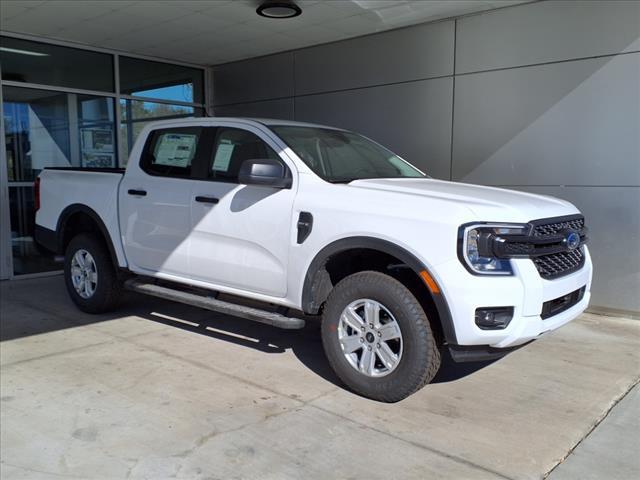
[0, 34, 206, 278]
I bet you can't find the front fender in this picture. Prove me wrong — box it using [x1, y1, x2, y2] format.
[301, 236, 458, 344]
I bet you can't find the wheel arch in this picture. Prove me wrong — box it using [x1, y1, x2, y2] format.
[56, 204, 120, 270]
[301, 236, 458, 345]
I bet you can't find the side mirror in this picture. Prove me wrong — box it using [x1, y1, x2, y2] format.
[238, 158, 292, 189]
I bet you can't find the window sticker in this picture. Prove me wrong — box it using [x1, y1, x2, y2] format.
[212, 142, 235, 172]
[154, 133, 197, 167]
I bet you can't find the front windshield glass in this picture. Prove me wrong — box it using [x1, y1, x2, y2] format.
[271, 126, 426, 183]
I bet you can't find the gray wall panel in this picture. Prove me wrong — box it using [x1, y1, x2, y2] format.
[456, 0, 640, 74]
[512, 186, 640, 313]
[213, 98, 294, 120]
[452, 53, 640, 186]
[294, 21, 454, 96]
[295, 78, 453, 180]
[209, 2, 640, 313]
[212, 52, 294, 105]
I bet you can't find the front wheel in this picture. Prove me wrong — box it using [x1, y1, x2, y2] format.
[321, 271, 441, 402]
[64, 233, 122, 314]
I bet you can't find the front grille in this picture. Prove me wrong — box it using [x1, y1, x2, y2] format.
[523, 215, 588, 279]
[533, 248, 585, 279]
[503, 242, 534, 255]
[481, 214, 588, 279]
[533, 217, 585, 237]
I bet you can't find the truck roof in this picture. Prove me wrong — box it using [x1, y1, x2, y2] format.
[145, 116, 345, 131]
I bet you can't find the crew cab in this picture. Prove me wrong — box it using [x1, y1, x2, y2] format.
[35, 118, 592, 402]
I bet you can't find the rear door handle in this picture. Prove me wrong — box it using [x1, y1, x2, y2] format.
[128, 189, 147, 196]
[195, 196, 219, 204]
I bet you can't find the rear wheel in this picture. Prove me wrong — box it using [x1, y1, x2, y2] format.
[321, 271, 440, 402]
[64, 233, 122, 313]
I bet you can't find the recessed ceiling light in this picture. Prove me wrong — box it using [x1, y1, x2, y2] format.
[256, 1, 302, 19]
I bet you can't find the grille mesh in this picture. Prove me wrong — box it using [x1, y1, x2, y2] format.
[504, 242, 533, 255]
[528, 216, 587, 279]
[533, 217, 584, 237]
[533, 248, 585, 279]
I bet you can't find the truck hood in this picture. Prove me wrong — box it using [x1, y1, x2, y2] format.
[348, 178, 578, 222]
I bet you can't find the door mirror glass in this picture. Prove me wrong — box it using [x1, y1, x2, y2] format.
[238, 159, 292, 189]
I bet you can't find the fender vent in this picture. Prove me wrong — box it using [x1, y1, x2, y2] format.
[297, 212, 313, 244]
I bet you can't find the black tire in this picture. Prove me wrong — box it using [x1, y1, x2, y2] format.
[321, 271, 441, 402]
[64, 233, 122, 314]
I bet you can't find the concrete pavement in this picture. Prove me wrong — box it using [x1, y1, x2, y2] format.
[1, 276, 639, 479]
[547, 384, 639, 480]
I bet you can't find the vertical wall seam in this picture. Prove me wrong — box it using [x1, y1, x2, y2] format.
[449, 19, 457, 181]
[292, 52, 296, 120]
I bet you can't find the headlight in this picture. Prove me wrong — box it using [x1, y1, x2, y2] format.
[458, 223, 529, 275]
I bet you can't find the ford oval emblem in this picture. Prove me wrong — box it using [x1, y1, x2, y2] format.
[564, 231, 581, 251]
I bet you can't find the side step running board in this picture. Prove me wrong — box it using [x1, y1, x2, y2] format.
[124, 279, 305, 330]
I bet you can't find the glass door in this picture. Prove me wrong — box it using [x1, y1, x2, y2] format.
[2, 86, 116, 276]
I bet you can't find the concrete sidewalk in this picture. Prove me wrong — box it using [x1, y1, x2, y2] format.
[1, 276, 639, 479]
[547, 384, 639, 480]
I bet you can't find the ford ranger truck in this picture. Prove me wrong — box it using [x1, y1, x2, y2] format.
[34, 118, 592, 402]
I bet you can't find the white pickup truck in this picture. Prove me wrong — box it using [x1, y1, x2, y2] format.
[35, 117, 592, 402]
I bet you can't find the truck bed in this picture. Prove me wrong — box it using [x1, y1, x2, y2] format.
[36, 167, 128, 267]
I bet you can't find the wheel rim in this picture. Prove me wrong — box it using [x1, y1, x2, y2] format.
[337, 299, 403, 378]
[70, 249, 98, 299]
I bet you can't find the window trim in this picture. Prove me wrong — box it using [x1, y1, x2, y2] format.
[139, 126, 206, 180]
[203, 126, 292, 185]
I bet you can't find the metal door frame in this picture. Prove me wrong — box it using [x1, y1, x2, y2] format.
[0, 64, 13, 279]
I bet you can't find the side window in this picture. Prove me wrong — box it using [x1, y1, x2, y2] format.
[141, 127, 202, 178]
[209, 128, 280, 183]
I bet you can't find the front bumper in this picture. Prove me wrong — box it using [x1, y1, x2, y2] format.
[434, 245, 593, 349]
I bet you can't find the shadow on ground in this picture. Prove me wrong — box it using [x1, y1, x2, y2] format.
[432, 348, 499, 384]
[1, 283, 497, 392]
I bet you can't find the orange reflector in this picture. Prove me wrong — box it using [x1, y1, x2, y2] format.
[419, 270, 440, 294]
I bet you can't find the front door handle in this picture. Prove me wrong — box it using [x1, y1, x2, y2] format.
[195, 196, 219, 204]
[128, 189, 147, 196]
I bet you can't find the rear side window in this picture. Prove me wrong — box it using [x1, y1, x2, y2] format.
[208, 128, 280, 183]
[141, 127, 202, 178]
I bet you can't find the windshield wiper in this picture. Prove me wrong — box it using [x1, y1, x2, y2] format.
[328, 177, 358, 184]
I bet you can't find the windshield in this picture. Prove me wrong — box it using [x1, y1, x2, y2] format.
[271, 126, 426, 183]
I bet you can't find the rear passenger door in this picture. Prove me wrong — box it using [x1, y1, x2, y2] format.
[120, 126, 205, 277]
[189, 125, 296, 297]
